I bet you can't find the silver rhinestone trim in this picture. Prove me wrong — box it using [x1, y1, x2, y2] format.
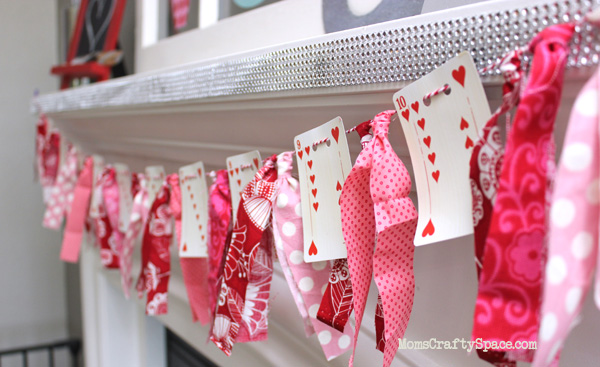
[35, 0, 600, 114]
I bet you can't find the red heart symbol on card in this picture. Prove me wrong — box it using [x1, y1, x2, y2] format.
[309, 241, 318, 256]
[336, 181, 342, 191]
[297, 150, 303, 159]
[196, 214, 200, 220]
[193, 204, 197, 209]
[307, 160, 313, 169]
[305, 146, 310, 156]
[237, 179, 241, 186]
[199, 224, 202, 230]
[183, 243, 188, 252]
[417, 118, 425, 130]
[423, 136, 431, 148]
[253, 158, 259, 169]
[422, 219, 435, 237]
[411, 101, 419, 113]
[235, 168, 239, 174]
[313, 202, 319, 212]
[310, 175, 315, 184]
[201, 235, 205, 241]
[401, 109, 410, 121]
[452, 65, 466, 87]
[197, 168, 202, 176]
[432, 170, 440, 182]
[229, 170, 234, 176]
[331, 126, 340, 143]
[465, 136, 474, 149]
[312, 188, 317, 197]
[190, 194, 194, 199]
[428, 153, 436, 164]
[187, 185, 191, 191]
[228, 162, 232, 168]
[460, 117, 469, 130]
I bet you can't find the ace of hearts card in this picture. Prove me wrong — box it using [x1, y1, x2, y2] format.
[294, 117, 352, 263]
[393, 51, 491, 246]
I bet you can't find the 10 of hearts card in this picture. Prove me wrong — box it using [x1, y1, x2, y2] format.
[393, 51, 491, 246]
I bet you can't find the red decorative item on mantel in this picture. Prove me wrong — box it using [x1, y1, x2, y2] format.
[51, 0, 127, 89]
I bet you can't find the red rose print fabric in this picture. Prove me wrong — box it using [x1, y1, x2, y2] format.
[471, 24, 574, 363]
[211, 156, 277, 356]
[137, 178, 174, 315]
[35, 115, 60, 203]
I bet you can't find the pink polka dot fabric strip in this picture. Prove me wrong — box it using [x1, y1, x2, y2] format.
[43, 145, 79, 230]
[532, 68, 600, 367]
[341, 110, 418, 367]
[272, 151, 354, 361]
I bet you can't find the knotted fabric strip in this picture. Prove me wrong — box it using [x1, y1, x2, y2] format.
[317, 120, 372, 333]
[472, 24, 574, 363]
[272, 151, 354, 360]
[60, 156, 94, 263]
[35, 115, 60, 203]
[43, 145, 78, 230]
[469, 54, 523, 367]
[208, 170, 232, 320]
[120, 174, 148, 298]
[171, 174, 211, 325]
[531, 68, 600, 367]
[137, 177, 174, 315]
[211, 155, 278, 356]
[341, 110, 418, 367]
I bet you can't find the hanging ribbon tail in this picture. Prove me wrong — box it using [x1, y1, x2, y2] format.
[100, 168, 122, 268]
[272, 151, 353, 361]
[60, 156, 94, 263]
[208, 170, 232, 319]
[472, 24, 574, 364]
[531, 68, 600, 367]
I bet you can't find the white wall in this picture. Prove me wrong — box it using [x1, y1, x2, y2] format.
[0, 0, 68, 351]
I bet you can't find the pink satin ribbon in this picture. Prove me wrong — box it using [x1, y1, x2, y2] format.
[100, 167, 122, 268]
[341, 110, 418, 367]
[43, 145, 79, 230]
[532, 68, 600, 367]
[272, 151, 354, 361]
[60, 156, 94, 263]
[170, 174, 211, 324]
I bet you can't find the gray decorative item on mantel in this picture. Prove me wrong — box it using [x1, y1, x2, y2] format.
[322, 0, 425, 33]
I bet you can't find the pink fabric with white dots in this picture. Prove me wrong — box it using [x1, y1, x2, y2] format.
[341, 110, 418, 367]
[531, 69, 600, 367]
[43, 145, 79, 230]
[272, 151, 353, 361]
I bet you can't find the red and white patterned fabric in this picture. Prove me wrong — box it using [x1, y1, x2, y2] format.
[60, 156, 94, 263]
[340, 110, 418, 367]
[43, 145, 79, 230]
[208, 170, 232, 320]
[170, 174, 211, 324]
[469, 53, 523, 367]
[35, 115, 60, 203]
[211, 155, 278, 355]
[137, 177, 174, 315]
[272, 151, 354, 360]
[471, 24, 574, 363]
[170, 0, 190, 30]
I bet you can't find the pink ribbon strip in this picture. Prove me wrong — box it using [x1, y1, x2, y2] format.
[532, 68, 600, 367]
[272, 151, 354, 361]
[60, 156, 94, 263]
[341, 110, 418, 367]
[43, 145, 79, 230]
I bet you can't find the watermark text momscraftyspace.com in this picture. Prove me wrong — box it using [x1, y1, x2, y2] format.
[398, 338, 537, 353]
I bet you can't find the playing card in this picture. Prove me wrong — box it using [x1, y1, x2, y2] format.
[145, 165, 166, 206]
[88, 155, 105, 219]
[393, 51, 491, 246]
[114, 163, 133, 232]
[294, 117, 352, 262]
[179, 161, 209, 257]
[226, 150, 262, 218]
